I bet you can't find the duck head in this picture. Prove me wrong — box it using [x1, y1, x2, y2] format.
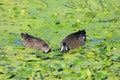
[21, 33, 28, 40]
[42, 44, 51, 53]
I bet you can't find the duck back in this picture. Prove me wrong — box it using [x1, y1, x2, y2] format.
[61, 30, 86, 52]
[21, 33, 51, 53]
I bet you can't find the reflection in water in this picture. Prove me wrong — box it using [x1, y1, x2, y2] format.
[14, 40, 22, 45]
[90, 38, 100, 43]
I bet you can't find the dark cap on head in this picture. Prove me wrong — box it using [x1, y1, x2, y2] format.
[78, 30, 86, 36]
[21, 33, 29, 40]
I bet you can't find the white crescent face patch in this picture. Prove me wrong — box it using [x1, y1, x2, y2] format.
[61, 43, 68, 52]
[42, 46, 50, 53]
[82, 36, 85, 40]
[60, 45, 64, 51]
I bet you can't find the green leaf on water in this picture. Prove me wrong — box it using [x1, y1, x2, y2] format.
[16, 68, 34, 78]
[0, 0, 120, 79]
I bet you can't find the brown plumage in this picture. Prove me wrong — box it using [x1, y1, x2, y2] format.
[60, 30, 86, 52]
[21, 33, 51, 53]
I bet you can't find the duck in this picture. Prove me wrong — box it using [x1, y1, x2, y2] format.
[60, 30, 86, 52]
[21, 33, 51, 53]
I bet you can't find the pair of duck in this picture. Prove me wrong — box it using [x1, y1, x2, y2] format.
[21, 30, 86, 53]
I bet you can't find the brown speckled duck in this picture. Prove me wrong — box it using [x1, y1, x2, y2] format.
[21, 33, 51, 53]
[60, 30, 86, 52]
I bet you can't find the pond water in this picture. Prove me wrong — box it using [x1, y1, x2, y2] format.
[0, 0, 120, 80]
